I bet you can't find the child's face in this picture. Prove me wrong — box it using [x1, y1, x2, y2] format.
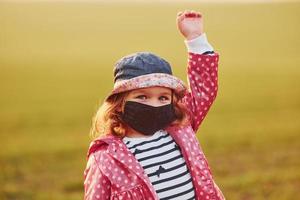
[125, 86, 172, 107]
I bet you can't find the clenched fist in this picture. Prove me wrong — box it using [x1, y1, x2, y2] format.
[177, 10, 204, 40]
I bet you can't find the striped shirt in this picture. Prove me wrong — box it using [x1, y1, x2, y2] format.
[122, 130, 196, 200]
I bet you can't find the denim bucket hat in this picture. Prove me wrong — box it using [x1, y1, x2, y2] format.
[106, 51, 187, 101]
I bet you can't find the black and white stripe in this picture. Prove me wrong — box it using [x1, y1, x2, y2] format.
[122, 130, 196, 200]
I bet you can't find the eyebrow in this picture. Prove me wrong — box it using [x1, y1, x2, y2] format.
[159, 92, 172, 96]
[132, 90, 171, 96]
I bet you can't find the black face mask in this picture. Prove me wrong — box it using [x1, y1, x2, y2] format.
[120, 100, 177, 136]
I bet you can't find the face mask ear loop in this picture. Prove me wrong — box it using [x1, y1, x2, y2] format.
[171, 90, 174, 106]
[170, 90, 177, 122]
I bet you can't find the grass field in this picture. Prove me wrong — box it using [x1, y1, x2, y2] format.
[0, 1, 299, 200]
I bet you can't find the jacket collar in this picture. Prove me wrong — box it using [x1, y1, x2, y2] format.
[87, 125, 182, 158]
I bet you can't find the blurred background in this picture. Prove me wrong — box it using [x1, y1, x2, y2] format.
[0, 0, 299, 199]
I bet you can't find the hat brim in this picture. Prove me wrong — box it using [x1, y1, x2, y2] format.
[106, 73, 187, 101]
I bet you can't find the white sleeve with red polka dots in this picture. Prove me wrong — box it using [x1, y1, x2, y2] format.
[84, 153, 111, 200]
[182, 34, 219, 132]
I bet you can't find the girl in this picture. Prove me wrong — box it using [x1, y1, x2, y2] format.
[84, 10, 225, 200]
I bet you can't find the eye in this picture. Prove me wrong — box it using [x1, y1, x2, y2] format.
[135, 95, 147, 100]
[159, 96, 169, 101]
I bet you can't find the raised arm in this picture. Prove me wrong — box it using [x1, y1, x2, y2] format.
[177, 10, 219, 132]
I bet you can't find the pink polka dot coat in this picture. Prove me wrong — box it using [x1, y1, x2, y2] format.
[84, 52, 225, 200]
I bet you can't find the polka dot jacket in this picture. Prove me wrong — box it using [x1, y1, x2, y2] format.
[84, 52, 225, 200]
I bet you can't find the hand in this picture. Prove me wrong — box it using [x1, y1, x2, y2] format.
[177, 10, 204, 40]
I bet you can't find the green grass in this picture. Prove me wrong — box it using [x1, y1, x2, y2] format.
[0, 1, 299, 200]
